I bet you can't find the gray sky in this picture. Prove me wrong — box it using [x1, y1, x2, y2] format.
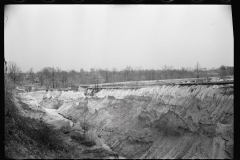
[4, 5, 233, 72]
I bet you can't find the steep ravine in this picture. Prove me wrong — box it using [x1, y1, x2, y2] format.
[19, 92, 125, 159]
[31, 84, 233, 159]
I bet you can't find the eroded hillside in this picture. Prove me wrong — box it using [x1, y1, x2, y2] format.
[24, 84, 233, 159]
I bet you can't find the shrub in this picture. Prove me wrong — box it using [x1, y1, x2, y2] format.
[81, 140, 95, 147]
[5, 113, 74, 158]
[80, 115, 91, 137]
[60, 125, 71, 134]
[14, 116, 66, 151]
[5, 80, 20, 141]
[71, 132, 85, 142]
[5, 76, 16, 93]
[70, 132, 96, 147]
[5, 93, 66, 152]
[35, 124, 63, 150]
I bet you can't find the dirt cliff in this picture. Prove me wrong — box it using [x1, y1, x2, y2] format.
[30, 84, 234, 159]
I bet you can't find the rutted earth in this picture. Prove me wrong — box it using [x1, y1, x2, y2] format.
[18, 84, 233, 159]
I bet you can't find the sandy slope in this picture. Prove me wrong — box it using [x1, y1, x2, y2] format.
[57, 85, 233, 159]
[25, 84, 233, 159]
[17, 91, 122, 159]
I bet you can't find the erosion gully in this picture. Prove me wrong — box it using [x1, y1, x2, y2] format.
[19, 83, 233, 159]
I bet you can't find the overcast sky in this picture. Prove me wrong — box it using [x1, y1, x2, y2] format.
[4, 5, 233, 72]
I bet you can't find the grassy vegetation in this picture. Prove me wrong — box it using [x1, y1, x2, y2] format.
[70, 131, 96, 147]
[5, 76, 74, 158]
[5, 102, 74, 158]
[60, 125, 71, 134]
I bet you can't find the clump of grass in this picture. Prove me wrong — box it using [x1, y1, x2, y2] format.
[71, 132, 85, 141]
[81, 140, 96, 147]
[70, 132, 96, 147]
[60, 125, 71, 134]
[82, 148, 119, 158]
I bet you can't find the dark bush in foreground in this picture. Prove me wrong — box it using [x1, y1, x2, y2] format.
[83, 148, 118, 158]
[60, 125, 71, 134]
[5, 88, 71, 158]
[5, 108, 73, 158]
[70, 132, 96, 147]
[16, 116, 67, 151]
[71, 132, 85, 141]
[81, 140, 96, 147]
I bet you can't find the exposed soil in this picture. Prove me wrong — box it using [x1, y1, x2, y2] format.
[18, 84, 233, 159]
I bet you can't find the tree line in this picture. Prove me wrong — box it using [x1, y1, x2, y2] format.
[5, 61, 234, 89]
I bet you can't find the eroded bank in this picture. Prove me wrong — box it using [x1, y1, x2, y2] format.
[26, 84, 233, 159]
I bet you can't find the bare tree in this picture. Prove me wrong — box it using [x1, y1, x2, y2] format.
[51, 67, 56, 88]
[37, 71, 45, 86]
[112, 67, 118, 82]
[80, 68, 90, 84]
[150, 69, 155, 80]
[162, 65, 169, 79]
[135, 66, 143, 81]
[219, 65, 227, 78]
[60, 71, 68, 88]
[123, 66, 132, 81]
[41, 67, 52, 89]
[7, 61, 22, 84]
[80, 114, 91, 138]
[55, 67, 61, 88]
[91, 70, 104, 93]
[40, 67, 56, 88]
[28, 68, 35, 84]
[104, 68, 109, 83]
[67, 69, 80, 87]
[195, 62, 201, 78]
